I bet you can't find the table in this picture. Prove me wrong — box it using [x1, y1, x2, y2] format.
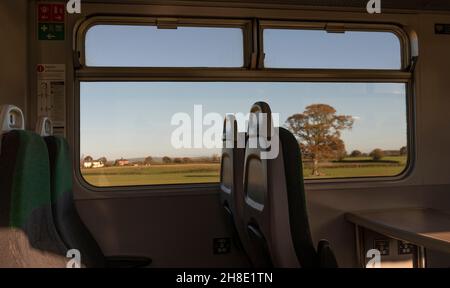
[345, 208, 450, 268]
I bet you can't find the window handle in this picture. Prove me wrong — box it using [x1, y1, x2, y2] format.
[408, 56, 419, 73]
[157, 18, 178, 29]
[325, 23, 346, 34]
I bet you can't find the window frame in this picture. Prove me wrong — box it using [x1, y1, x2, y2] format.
[258, 20, 410, 70]
[74, 16, 415, 191]
[76, 16, 255, 69]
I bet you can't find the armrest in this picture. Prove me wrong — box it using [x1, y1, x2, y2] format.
[317, 239, 338, 268]
[105, 256, 152, 268]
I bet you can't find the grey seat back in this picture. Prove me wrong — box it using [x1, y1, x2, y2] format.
[219, 115, 253, 264]
[241, 102, 277, 267]
[219, 116, 243, 229]
[242, 102, 336, 268]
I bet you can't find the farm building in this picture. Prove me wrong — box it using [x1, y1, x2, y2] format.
[115, 158, 130, 166]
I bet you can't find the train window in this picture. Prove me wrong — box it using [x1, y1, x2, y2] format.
[77, 19, 411, 188]
[85, 25, 244, 67]
[263, 29, 402, 69]
[79, 82, 408, 187]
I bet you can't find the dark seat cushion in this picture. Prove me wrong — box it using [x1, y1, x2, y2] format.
[45, 136, 105, 268]
[0, 130, 67, 267]
[279, 127, 318, 267]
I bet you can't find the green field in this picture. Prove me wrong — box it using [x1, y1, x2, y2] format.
[304, 156, 407, 179]
[81, 156, 407, 187]
[81, 163, 221, 187]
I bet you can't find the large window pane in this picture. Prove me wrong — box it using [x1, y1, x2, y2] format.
[80, 82, 408, 187]
[263, 29, 402, 69]
[85, 25, 244, 67]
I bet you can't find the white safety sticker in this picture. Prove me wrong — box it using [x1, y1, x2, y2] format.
[37, 64, 66, 136]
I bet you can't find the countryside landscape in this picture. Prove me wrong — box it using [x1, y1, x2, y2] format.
[81, 154, 407, 187]
[81, 103, 407, 187]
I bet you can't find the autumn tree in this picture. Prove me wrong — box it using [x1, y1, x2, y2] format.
[399, 146, 407, 156]
[84, 155, 93, 163]
[182, 157, 192, 164]
[335, 150, 347, 161]
[350, 150, 362, 158]
[210, 154, 221, 163]
[144, 156, 153, 165]
[285, 104, 354, 176]
[370, 149, 384, 161]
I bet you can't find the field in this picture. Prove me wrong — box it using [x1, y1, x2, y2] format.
[81, 163, 221, 187]
[304, 156, 407, 179]
[81, 156, 407, 187]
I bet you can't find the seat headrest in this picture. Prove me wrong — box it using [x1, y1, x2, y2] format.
[223, 115, 247, 149]
[36, 117, 53, 137]
[223, 114, 237, 143]
[0, 105, 25, 135]
[248, 102, 273, 140]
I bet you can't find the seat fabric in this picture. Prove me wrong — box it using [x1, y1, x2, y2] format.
[242, 102, 338, 268]
[45, 136, 105, 268]
[0, 130, 67, 268]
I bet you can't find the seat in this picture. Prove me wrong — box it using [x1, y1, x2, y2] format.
[220, 116, 244, 244]
[0, 105, 67, 267]
[42, 119, 151, 268]
[219, 115, 260, 266]
[44, 134, 106, 268]
[242, 102, 338, 268]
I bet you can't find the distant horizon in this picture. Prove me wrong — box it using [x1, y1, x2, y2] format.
[80, 146, 407, 162]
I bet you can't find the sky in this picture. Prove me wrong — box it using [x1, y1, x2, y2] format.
[80, 25, 407, 160]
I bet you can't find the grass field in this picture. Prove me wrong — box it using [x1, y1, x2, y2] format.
[81, 163, 221, 187]
[81, 156, 407, 187]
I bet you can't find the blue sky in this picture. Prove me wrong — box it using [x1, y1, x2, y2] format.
[85, 26, 244, 67]
[264, 29, 401, 69]
[80, 82, 407, 159]
[80, 26, 406, 160]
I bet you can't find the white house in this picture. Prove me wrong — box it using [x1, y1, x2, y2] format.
[83, 160, 105, 169]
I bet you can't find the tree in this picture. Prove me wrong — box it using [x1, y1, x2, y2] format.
[211, 153, 221, 163]
[84, 155, 93, 163]
[285, 104, 354, 176]
[162, 156, 172, 164]
[350, 150, 362, 158]
[98, 157, 107, 165]
[399, 146, 407, 156]
[173, 158, 183, 164]
[144, 156, 153, 165]
[182, 157, 192, 164]
[336, 150, 347, 161]
[370, 149, 384, 161]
